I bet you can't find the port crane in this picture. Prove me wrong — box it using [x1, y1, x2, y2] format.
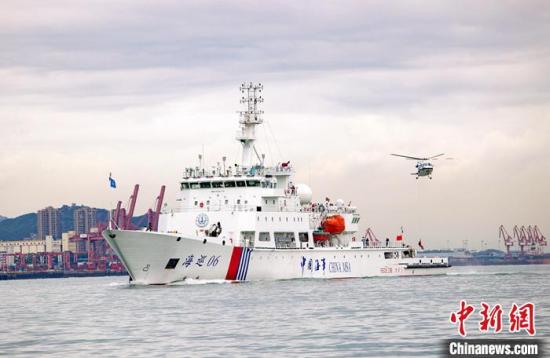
[498, 225, 514, 257]
[500, 225, 547, 256]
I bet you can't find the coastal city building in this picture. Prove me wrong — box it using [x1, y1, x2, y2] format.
[0, 236, 61, 255]
[73, 207, 97, 235]
[37, 206, 61, 240]
[0, 239, 44, 254]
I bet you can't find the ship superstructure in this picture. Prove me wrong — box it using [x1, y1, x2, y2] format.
[103, 83, 449, 284]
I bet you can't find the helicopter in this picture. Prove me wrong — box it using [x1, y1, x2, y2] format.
[391, 153, 446, 179]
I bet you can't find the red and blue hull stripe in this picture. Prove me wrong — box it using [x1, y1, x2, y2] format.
[225, 247, 253, 281]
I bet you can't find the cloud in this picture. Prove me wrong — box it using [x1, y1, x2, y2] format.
[1, 0, 549, 248]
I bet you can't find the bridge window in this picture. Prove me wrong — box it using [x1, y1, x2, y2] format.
[236, 181, 246, 187]
[224, 181, 236, 188]
[200, 182, 211, 189]
[181, 183, 189, 190]
[299, 232, 309, 242]
[189, 182, 200, 189]
[212, 182, 223, 188]
[246, 180, 260, 187]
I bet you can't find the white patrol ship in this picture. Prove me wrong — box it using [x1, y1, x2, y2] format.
[103, 83, 449, 285]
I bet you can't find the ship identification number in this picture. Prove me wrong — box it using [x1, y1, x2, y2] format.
[182, 254, 221, 268]
[380, 266, 404, 274]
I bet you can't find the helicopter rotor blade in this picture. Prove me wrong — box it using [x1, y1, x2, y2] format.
[390, 153, 426, 161]
[429, 153, 445, 160]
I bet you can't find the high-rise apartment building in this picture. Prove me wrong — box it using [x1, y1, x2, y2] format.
[37, 206, 61, 240]
[73, 207, 97, 235]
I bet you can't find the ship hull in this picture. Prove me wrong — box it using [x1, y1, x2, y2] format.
[103, 229, 449, 285]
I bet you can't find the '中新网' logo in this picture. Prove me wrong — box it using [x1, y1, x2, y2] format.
[195, 213, 209, 228]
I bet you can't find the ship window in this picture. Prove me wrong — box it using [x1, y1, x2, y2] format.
[224, 181, 236, 187]
[246, 180, 260, 187]
[237, 199, 241, 204]
[181, 183, 189, 190]
[259, 232, 270, 242]
[194, 201, 198, 206]
[225, 200, 229, 204]
[165, 258, 180, 269]
[274, 232, 296, 249]
[236, 181, 246, 187]
[189, 182, 200, 189]
[212, 182, 223, 188]
[200, 182, 211, 189]
[384, 252, 396, 259]
[261, 181, 268, 188]
[272, 200, 275, 204]
[299, 232, 309, 242]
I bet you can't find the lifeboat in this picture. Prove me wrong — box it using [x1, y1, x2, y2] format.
[321, 214, 345, 234]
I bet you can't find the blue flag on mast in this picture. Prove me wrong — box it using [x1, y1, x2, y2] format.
[109, 173, 117, 189]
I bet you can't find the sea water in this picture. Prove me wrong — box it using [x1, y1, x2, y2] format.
[1, 265, 548, 357]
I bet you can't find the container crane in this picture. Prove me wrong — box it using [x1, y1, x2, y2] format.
[513, 225, 527, 255]
[498, 225, 514, 257]
[534, 226, 547, 247]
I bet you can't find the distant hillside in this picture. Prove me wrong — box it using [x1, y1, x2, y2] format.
[0, 205, 147, 241]
[0, 213, 37, 241]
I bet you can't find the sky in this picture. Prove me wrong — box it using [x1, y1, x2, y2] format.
[1, 0, 549, 249]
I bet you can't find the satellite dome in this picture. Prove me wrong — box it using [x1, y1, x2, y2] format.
[295, 184, 313, 205]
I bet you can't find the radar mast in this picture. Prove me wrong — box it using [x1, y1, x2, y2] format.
[237, 82, 264, 169]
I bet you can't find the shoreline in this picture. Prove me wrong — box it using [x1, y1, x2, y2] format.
[0, 271, 128, 281]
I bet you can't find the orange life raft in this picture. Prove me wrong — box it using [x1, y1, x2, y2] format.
[321, 214, 345, 235]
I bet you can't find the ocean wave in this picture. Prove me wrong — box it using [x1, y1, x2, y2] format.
[170, 278, 231, 286]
